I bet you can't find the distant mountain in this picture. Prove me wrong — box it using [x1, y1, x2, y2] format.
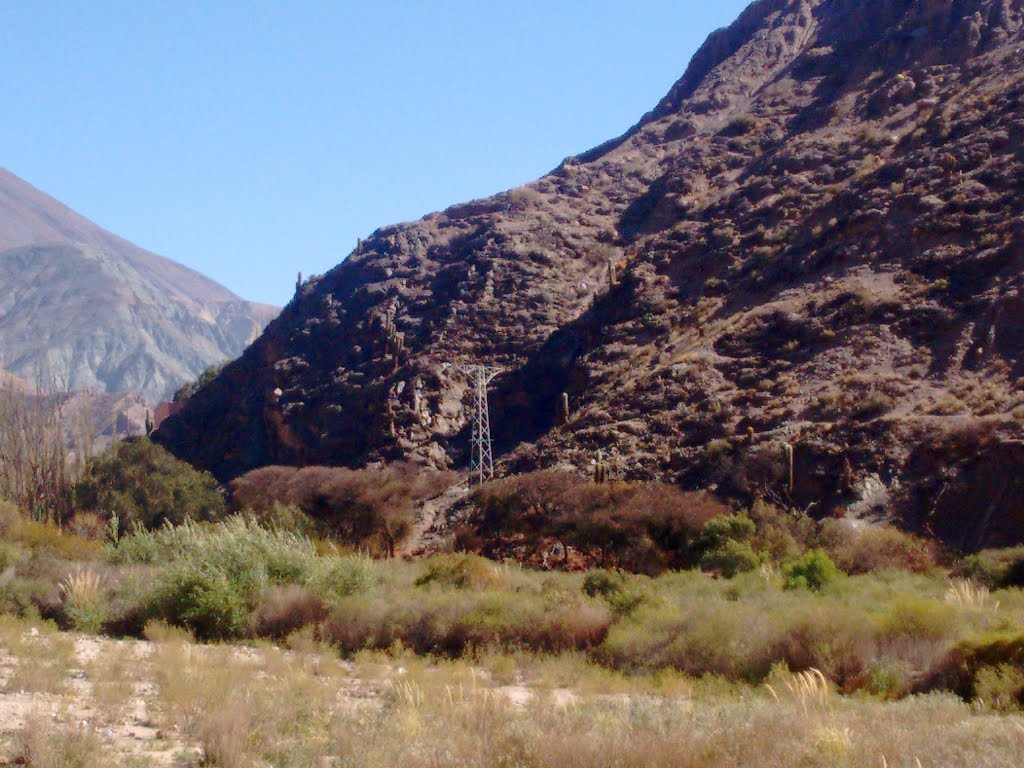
[159, 0, 1024, 549]
[0, 168, 278, 401]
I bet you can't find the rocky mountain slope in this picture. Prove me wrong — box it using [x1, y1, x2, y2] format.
[0, 169, 278, 401]
[158, 0, 1024, 550]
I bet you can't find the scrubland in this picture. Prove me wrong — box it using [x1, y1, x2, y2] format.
[0, 442, 1021, 764]
[0, 500, 1021, 764]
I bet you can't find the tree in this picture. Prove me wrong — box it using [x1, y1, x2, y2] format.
[73, 438, 225, 529]
[0, 370, 77, 522]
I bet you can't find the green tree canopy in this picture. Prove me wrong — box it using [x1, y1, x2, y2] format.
[74, 438, 225, 530]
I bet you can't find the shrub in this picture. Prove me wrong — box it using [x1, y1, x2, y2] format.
[59, 568, 107, 633]
[853, 390, 894, 419]
[470, 471, 728, 572]
[701, 539, 762, 577]
[974, 663, 1024, 711]
[7, 518, 103, 561]
[149, 562, 250, 640]
[581, 569, 650, 615]
[173, 362, 227, 403]
[783, 550, 841, 591]
[694, 514, 761, 576]
[250, 585, 329, 639]
[415, 554, 500, 590]
[324, 589, 610, 657]
[694, 514, 756, 554]
[118, 518, 378, 640]
[920, 632, 1024, 706]
[74, 438, 225, 529]
[821, 521, 937, 574]
[229, 463, 454, 556]
[960, 545, 1024, 588]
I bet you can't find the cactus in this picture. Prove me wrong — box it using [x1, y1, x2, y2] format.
[295, 271, 303, 293]
[594, 449, 608, 484]
[387, 400, 396, 437]
[841, 457, 853, 493]
[145, 410, 154, 435]
[781, 442, 794, 494]
[608, 258, 617, 286]
[560, 392, 569, 424]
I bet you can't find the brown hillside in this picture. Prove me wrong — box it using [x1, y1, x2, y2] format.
[157, 0, 1024, 550]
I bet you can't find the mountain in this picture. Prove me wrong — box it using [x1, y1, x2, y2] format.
[157, 0, 1024, 550]
[0, 168, 279, 401]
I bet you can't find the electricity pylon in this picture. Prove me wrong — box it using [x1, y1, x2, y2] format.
[453, 364, 502, 485]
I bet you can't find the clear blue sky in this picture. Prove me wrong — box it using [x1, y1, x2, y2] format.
[0, 1, 751, 306]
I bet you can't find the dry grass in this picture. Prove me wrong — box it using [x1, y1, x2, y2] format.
[10, 710, 110, 768]
[0, 619, 1012, 767]
[945, 578, 996, 609]
[0, 623, 75, 695]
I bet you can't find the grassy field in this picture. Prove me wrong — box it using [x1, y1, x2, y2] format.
[0, 616, 1019, 767]
[0, 506, 1022, 764]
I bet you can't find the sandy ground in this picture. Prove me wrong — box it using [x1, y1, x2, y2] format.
[0, 630, 587, 766]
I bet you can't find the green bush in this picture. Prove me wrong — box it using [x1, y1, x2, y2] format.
[921, 632, 1024, 707]
[120, 518, 380, 640]
[694, 514, 756, 554]
[149, 562, 250, 640]
[783, 549, 841, 591]
[74, 439, 225, 529]
[581, 569, 650, 615]
[693, 514, 761, 577]
[700, 539, 762, 577]
[960, 546, 1024, 588]
[974, 663, 1024, 711]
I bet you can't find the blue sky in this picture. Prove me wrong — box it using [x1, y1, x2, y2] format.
[1, 1, 751, 306]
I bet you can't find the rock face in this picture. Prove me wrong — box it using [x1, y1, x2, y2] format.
[158, 0, 1024, 549]
[0, 169, 278, 401]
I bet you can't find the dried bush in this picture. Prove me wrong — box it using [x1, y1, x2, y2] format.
[230, 462, 454, 556]
[250, 585, 329, 639]
[470, 471, 729, 572]
[820, 521, 937, 575]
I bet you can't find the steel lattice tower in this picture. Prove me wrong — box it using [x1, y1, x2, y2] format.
[455, 364, 502, 485]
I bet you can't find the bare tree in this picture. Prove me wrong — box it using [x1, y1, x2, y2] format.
[0, 367, 84, 523]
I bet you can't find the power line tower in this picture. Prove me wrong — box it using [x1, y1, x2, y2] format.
[453, 364, 502, 485]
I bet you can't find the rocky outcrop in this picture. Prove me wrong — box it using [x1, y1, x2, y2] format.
[158, 0, 1024, 549]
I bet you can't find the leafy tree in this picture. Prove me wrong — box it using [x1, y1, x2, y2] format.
[783, 549, 842, 591]
[74, 438, 225, 529]
[693, 513, 756, 554]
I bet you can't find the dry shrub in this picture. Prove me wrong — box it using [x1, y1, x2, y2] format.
[12, 711, 108, 768]
[8, 518, 103, 561]
[230, 462, 455, 555]
[779, 605, 876, 691]
[471, 471, 729, 572]
[2, 623, 75, 694]
[250, 584, 328, 639]
[198, 695, 252, 768]
[821, 520, 936, 574]
[324, 588, 610, 658]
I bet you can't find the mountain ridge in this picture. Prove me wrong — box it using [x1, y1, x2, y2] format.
[0, 168, 278, 401]
[157, 0, 1024, 550]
